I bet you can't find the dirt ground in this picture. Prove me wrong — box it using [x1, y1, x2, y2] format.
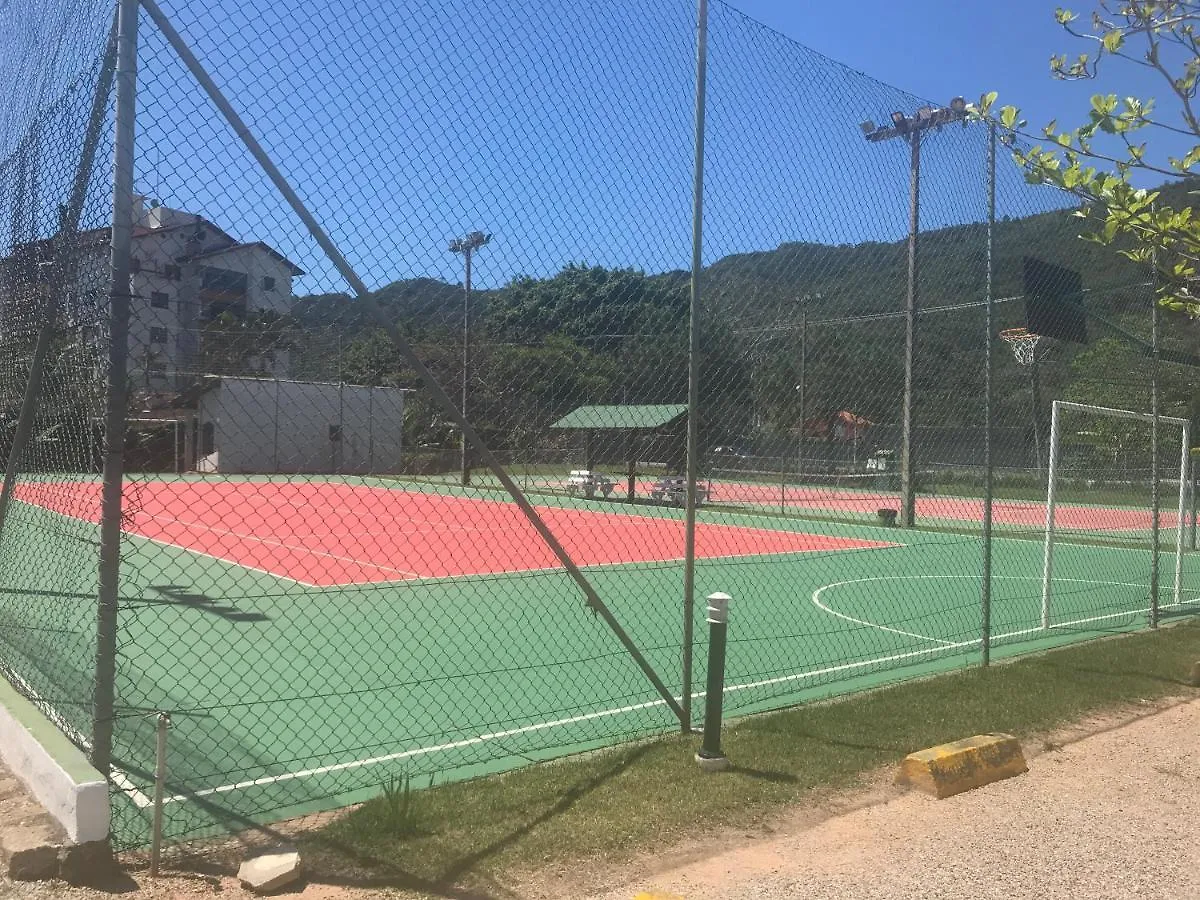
[2, 697, 1198, 900]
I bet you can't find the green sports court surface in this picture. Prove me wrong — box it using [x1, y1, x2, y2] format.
[0, 474, 1196, 846]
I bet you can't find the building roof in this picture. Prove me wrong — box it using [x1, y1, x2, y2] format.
[133, 218, 238, 245]
[551, 404, 687, 430]
[178, 241, 304, 276]
[0, 217, 302, 277]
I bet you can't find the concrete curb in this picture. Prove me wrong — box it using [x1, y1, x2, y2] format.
[894, 732, 1028, 799]
[0, 676, 109, 843]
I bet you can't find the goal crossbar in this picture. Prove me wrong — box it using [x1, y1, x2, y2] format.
[1042, 400, 1191, 628]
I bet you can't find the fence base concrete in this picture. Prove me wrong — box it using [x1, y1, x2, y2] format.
[0, 677, 109, 844]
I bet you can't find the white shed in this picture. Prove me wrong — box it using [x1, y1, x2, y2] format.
[194, 376, 407, 474]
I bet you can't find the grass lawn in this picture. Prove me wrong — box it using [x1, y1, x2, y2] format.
[298, 619, 1200, 893]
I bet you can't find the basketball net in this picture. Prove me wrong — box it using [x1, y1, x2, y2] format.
[1000, 327, 1042, 366]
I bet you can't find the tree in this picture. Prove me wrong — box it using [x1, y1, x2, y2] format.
[976, 1, 1200, 314]
[486, 264, 688, 349]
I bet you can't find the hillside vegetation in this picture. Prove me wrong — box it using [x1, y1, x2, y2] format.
[263, 180, 1198, 457]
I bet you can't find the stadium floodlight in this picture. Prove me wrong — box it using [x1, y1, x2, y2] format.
[861, 96, 971, 527]
[860, 120, 876, 137]
[449, 231, 490, 254]
[449, 229, 492, 486]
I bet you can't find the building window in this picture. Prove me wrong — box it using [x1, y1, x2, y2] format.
[200, 266, 249, 320]
[130, 257, 141, 273]
[262, 276, 276, 292]
[149, 326, 168, 344]
[164, 264, 182, 280]
[147, 360, 167, 378]
[150, 291, 169, 309]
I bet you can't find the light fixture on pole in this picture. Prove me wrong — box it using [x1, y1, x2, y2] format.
[861, 98, 968, 527]
[449, 230, 491, 486]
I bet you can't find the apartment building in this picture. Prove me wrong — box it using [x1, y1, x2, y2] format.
[0, 197, 304, 393]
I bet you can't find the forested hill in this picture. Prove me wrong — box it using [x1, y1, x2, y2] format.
[281, 179, 1196, 451]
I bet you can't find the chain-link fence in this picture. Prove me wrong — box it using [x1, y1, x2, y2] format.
[1, 0, 1196, 851]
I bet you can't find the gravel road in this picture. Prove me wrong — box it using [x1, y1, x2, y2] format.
[594, 699, 1200, 900]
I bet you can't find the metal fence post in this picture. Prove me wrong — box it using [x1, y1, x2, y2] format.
[91, 0, 140, 774]
[1150, 256, 1161, 630]
[981, 120, 995, 667]
[1175, 423, 1189, 607]
[682, 0, 709, 735]
[900, 130, 920, 528]
[149, 712, 171, 877]
[1041, 401, 1062, 629]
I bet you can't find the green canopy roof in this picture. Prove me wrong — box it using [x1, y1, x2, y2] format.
[550, 404, 687, 430]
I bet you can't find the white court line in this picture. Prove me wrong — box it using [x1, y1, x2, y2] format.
[10, 496, 322, 588]
[810, 573, 1196, 652]
[348, 538, 902, 589]
[137, 510, 424, 581]
[163, 573, 1200, 803]
[161, 697, 667, 803]
[19, 488, 1200, 801]
[810, 581, 959, 647]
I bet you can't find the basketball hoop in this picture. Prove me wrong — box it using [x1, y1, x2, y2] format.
[1000, 327, 1042, 366]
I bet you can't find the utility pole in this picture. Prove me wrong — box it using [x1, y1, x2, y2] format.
[861, 98, 969, 527]
[449, 230, 490, 486]
[795, 293, 818, 486]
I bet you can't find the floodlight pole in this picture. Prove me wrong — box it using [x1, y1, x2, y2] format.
[902, 130, 920, 527]
[449, 230, 490, 487]
[783, 294, 814, 512]
[862, 100, 968, 527]
[797, 295, 813, 487]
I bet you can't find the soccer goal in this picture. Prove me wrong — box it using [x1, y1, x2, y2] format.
[1041, 400, 1191, 628]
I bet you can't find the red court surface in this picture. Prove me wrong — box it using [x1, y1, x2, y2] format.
[702, 482, 1179, 531]
[540, 477, 1178, 531]
[14, 480, 894, 586]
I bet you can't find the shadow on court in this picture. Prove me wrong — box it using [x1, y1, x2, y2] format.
[129, 585, 271, 623]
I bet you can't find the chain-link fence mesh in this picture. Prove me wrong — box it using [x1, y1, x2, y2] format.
[1, 0, 1197, 851]
[0, 0, 116, 759]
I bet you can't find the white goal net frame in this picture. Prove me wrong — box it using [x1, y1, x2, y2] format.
[1042, 400, 1191, 628]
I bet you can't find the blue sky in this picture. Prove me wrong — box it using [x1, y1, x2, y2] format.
[117, 0, 1190, 296]
[733, 0, 1193, 172]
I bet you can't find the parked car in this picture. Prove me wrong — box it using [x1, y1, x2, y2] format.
[712, 445, 749, 459]
[650, 475, 709, 506]
[565, 469, 615, 499]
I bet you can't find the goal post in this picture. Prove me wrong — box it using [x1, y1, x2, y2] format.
[1042, 400, 1190, 629]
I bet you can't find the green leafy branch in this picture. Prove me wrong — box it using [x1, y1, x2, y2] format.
[971, 2, 1200, 316]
